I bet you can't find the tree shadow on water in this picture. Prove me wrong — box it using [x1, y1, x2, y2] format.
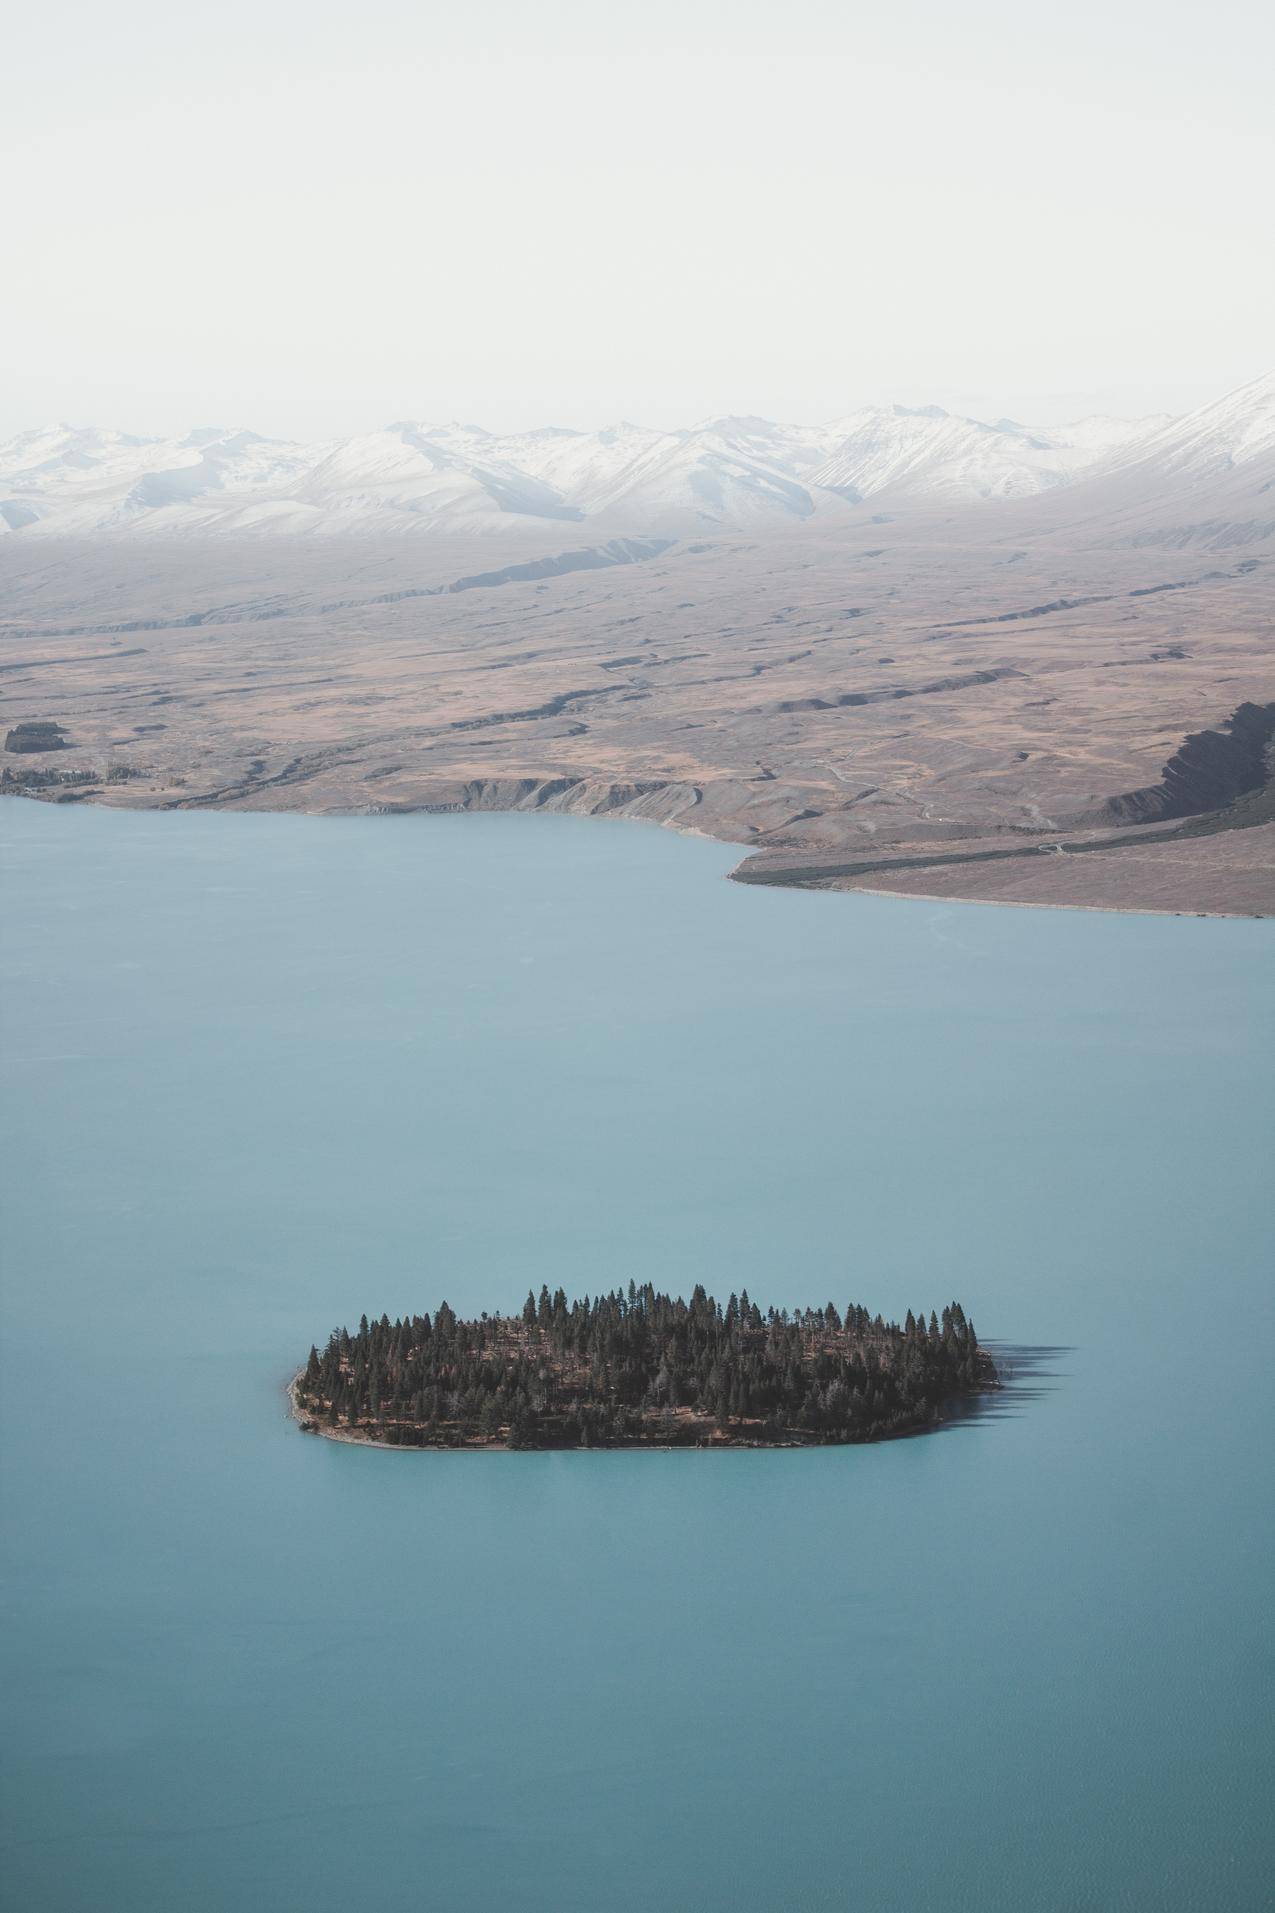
[935, 1342, 1069, 1435]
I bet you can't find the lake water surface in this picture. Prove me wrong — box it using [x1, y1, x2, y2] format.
[1, 799, 1272, 1912]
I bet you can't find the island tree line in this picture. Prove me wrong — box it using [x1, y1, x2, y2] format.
[294, 1284, 996, 1448]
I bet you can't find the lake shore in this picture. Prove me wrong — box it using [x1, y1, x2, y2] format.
[3, 527, 1271, 923]
[7, 786, 1271, 919]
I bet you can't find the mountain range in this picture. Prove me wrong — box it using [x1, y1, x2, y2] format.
[1, 373, 1271, 540]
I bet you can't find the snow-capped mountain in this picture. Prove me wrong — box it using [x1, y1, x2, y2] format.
[1, 377, 1268, 538]
[1007, 371, 1275, 553]
[289, 423, 584, 529]
[499, 416, 840, 525]
[812, 406, 1045, 501]
[806, 406, 1169, 502]
[1031, 413, 1173, 455]
[0, 424, 321, 535]
[1095, 370, 1275, 480]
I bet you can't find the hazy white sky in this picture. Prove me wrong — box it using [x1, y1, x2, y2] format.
[4, 0, 1272, 437]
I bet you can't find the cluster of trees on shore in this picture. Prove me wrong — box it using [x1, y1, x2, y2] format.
[295, 1284, 996, 1448]
[0, 763, 140, 790]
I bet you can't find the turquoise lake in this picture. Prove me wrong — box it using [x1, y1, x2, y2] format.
[1, 797, 1272, 1912]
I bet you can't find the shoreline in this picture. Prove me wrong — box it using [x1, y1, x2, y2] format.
[7, 788, 1270, 922]
[795, 880, 1271, 921]
[286, 1374, 414, 1451]
[285, 1371, 999, 1454]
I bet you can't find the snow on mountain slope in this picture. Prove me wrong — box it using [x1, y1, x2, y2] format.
[0, 422, 585, 536]
[510, 417, 842, 526]
[806, 404, 1135, 502]
[0, 422, 157, 481]
[485, 421, 669, 511]
[1033, 413, 1172, 454]
[287, 423, 583, 528]
[1098, 370, 1275, 479]
[2, 377, 1267, 538]
[990, 374, 1275, 553]
[0, 425, 323, 535]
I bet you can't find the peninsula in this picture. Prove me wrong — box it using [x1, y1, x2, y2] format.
[292, 1286, 998, 1448]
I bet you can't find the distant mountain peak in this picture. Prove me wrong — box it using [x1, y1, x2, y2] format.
[697, 413, 780, 436]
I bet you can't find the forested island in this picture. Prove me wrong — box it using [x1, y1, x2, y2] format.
[292, 1285, 998, 1448]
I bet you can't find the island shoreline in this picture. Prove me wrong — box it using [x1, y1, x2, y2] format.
[286, 1329, 1002, 1452]
[287, 1371, 995, 1450]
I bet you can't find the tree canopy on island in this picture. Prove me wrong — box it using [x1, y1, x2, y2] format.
[294, 1285, 996, 1448]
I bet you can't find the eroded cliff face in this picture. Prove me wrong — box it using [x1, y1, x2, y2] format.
[411, 776, 704, 825]
[1082, 701, 1275, 826]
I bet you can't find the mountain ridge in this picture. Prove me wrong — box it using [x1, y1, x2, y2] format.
[1, 374, 1270, 539]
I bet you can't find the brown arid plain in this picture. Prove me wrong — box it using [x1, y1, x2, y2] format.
[2, 452, 1273, 917]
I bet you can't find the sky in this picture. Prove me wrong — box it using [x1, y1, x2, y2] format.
[3, 0, 1272, 439]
